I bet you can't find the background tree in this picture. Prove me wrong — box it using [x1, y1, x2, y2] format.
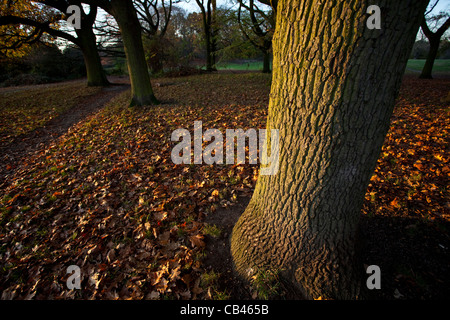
[212, 7, 262, 63]
[135, 0, 172, 73]
[84, 0, 158, 106]
[419, 1, 450, 79]
[194, 0, 218, 71]
[0, 0, 109, 86]
[237, 0, 274, 73]
[156, 6, 204, 75]
[230, 0, 429, 300]
[94, 9, 125, 57]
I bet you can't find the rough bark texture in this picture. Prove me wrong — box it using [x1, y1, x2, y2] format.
[205, 27, 216, 71]
[231, 0, 429, 300]
[111, 0, 158, 106]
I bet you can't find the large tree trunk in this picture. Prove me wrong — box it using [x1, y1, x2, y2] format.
[76, 27, 110, 87]
[231, 0, 428, 300]
[420, 37, 439, 79]
[110, 0, 158, 106]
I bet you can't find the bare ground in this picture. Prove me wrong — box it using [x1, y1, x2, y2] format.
[203, 196, 253, 299]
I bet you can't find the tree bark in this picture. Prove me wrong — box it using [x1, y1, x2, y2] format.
[196, 0, 217, 72]
[231, 0, 428, 300]
[209, 30, 217, 71]
[262, 50, 271, 73]
[419, 16, 450, 79]
[210, 0, 217, 71]
[0, 13, 109, 87]
[205, 25, 215, 71]
[420, 38, 439, 79]
[110, 0, 159, 106]
[76, 27, 110, 87]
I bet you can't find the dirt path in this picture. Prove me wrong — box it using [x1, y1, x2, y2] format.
[0, 82, 130, 188]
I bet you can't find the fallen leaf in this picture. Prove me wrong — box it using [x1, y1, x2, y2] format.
[189, 234, 205, 248]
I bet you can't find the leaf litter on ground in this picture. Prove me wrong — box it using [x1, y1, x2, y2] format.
[0, 72, 448, 300]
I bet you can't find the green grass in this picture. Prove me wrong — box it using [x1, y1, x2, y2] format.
[251, 269, 283, 300]
[203, 224, 222, 238]
[405, 59, 450, 74]
[200, 271, 230, 300]
[216, 61, 270, 71]
[216, 59, 450, 75]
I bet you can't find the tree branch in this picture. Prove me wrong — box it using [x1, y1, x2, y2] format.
[0, 15, 81, 46]
[436, 16, 450, 37]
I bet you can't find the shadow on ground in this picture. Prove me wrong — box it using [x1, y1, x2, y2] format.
[203, 196, 450, 300]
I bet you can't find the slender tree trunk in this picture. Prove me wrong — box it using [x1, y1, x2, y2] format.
[110, 0, 158, 106]
[210, 30, 217, 71]
[210, 0, 217, 71]
[420, 38, 439, 79]
[200, 0, 216, 72]
[76, 28, 109, 87]
[231, 0, 428, 300]
[204, 25, 216, 72]
[205, 26, 214, 72]
[262, 50, 271, 73]
[419, 16, 450, 79]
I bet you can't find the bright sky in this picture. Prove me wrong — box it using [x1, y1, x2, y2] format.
[177, 0, 269, 13]
[56, 0, 449, 49]
[431, 0, 450, 14]
[179, 0, 450, 14]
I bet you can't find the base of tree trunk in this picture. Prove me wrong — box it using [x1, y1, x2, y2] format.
[419, 73, 433, 79]
[130, 94, 160, 107]
[86, 78, 111, 87]
[230, 197, 366, 300]
[111, 0, 158, 108]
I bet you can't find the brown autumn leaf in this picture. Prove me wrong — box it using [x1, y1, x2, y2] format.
[189, 234, 205, 248]
[390, 198, 401, 209]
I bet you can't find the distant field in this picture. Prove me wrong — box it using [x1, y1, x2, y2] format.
[406, 59, 450, 74]
[216, 59, 450, 74]
[216, 61, 269, 71]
